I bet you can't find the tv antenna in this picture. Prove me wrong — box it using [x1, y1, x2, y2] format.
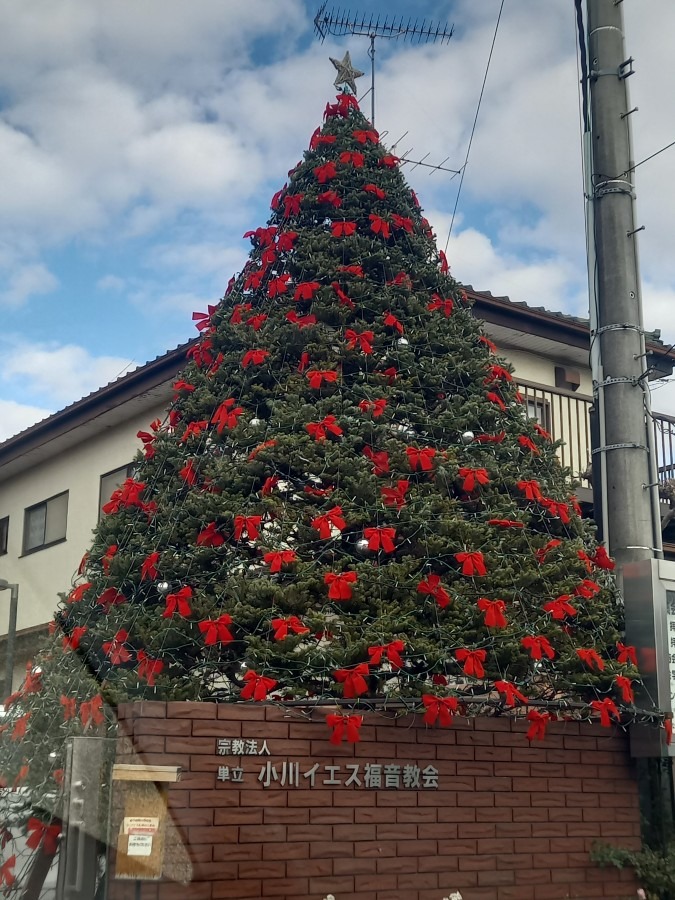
[314, 4, 454, 126]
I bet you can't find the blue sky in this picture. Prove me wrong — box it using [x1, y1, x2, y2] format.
[1, 0, 675, 439]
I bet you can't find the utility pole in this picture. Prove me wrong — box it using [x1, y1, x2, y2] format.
[585, 0, 674, 849]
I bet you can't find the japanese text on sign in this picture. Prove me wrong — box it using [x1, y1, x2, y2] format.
[217, 738, 270, 756]
[217, 761, 439, 789]
[667, 591, 675, 701]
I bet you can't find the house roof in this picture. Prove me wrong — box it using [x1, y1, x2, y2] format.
[0, 290, 672, 479]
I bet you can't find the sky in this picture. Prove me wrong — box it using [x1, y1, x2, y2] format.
[1, 0, 675, 441]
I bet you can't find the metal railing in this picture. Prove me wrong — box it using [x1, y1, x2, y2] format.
[516, 379, 675, 486]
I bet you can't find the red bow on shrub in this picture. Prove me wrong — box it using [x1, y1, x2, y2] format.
[541, 498, 570, 523]
[379, 154, 399, 168]
[575, 579, 601, 599]
[27, 819, 61, 855]
[244, 269, 265, 291]
[359, 398, 387, 418]
[326, 713, 363, 744]
[345, 329, 374, 354]
[180, 420, 209, 444]
[80, 694, 105, 727]
[438, 249, 450, 273]
[353, 128, 378, 144]
[67, 582, 91, 603]
[246, 313, 268, 332]
[479, 335, 497, 353]
[615, 675, 634, 703]
[268, 274, 291, 298]
[234, 515, 262, 542]
[242, 349, 269, 368]
[363, 527, 396, 553]
[10, 712, 30, 741]
[62, 626, 87, 651]
[383, 311, 403, 333]
[364, 183, 386, 199]
[475, 431, 505, 444]
[617, 642, 638, 666]
[196, 522, 225, 547]
[186, 339, 214, 368]
[314, 161, 337, 183]
[592, 546, 615, 570]
[211, 399, 244, 433]
[60, 696, 76, 720]
[368, 640, 405, 669]
[230, 303, 250, 325]
[97, 588, 126, 610]
[243, 226, 277, 246]
[241, 671, 277, 701]
[0, 855, 15, 887]
[102, 477, 147, 513]
[324, 571, 357, 600]
[198, 615, 234, 646]
[340, 150, 364, 167]
[455, 551, 487, 577]
[521, 635, 555, 661]
[179, 459, 198, 486]
[484, 364, 513, 384]
[306, 415, 343, 441]
[294, 281, 321, 301]
[317, 190, 342, 207]
[577, 648, 605, 671]
[282, 193, 303, 217]
[309, 128, 336, 149]
[417, 574, 451, 609]
[271, 616, 309, 640]
[526, 709, 552, 742]
[427, 295, 454, 317]
[334, 664, 370, 698]
[422, 695, 458, 727]
[263, 550, 298, 573]
[406, 447, 436, 472]
[477, 598, 507, 628]
[311, 506, 346, 539]
[591, 698, 620, 727]
[103, 630, 131, 665]
[276, 231, 297, 252]
[364, 446, 389, 475]
[286, 310, 316, 328]
[306, 369, 338, 389]
[137, 651, 163, 686]
[488, 519, 524, 529]
[486, 391, 506, 411]
[340, 263, 364, 277]
[457, 467, 489, 492]
[137, 428, 157, 458]
[543, 595, 577, 620]
[535, 538, 562, 562]
[455, 649, 486, 678]
[101, 544, 117, 574]
[381, 480, 410, 511]
[331, 221, 357, 237]
[390, 213, 413, 233]
[495, 681, 528, 708]
[140, 551, 160, 581]
[331, 282, 354, 308]
[387, 271, 412, 287]
[164, 586, 193, 618]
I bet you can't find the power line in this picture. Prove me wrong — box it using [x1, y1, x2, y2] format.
[444, 0, 505, 252]
[623, 137, 675, 177]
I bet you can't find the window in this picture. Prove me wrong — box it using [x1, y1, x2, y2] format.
[99, 463, 135, 518]
[23, 492, 68, 554]
[525, 397, 551, 433]
[0, 517, 8, 555]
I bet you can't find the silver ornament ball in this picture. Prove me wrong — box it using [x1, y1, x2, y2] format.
[397, 337, 409, 347]
[156, 581, 171, 594]
[461, 431, 475, 445]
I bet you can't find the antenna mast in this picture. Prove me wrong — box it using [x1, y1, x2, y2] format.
[314, 3, 454, 126]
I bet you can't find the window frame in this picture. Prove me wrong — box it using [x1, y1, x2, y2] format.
[99, 463, 136, 520]
[0, 516, 8, 556]
[21, 491, 69, 556]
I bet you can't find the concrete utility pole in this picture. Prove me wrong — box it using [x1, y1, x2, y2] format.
[586, 0, 657, 571]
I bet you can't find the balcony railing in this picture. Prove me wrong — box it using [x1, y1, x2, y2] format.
[516, 378, 675, 486]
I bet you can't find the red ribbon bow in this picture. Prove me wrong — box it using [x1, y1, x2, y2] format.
[244, 269, 265, 291]
[615, 675, 635, 703]
[488, 519, 524, 529]
[243, 225, 277, 246]
[345, 329, 374, 354]
[180, 420, 209, 444]
[417, 574, 451, 609]
[179, 459, 198, 485]
[458, 467, 489, 492]
[617, 642, 638, 666]
[390, 213, 413, 233]
[63, 625, 87, 651]
[479, 335, 497, 353]
[526, 709, 552, 742]
[306, 415, 343, 442]
[199, 614, 234, 646]
[306, 369, 338, 389]
[477, 598, 507, 628]
[11, 712, 31, 740]
[543, 595, 577, 620]
[314, 160, 337, 183]
[592, 546, 615, 570]
[406, 446, 436, 472]
[456, 649, 487, 678]
[196, 522, 225, 547]
[241, 671, 277, 701]
[294, 280, 321, 301]
[495, 681, 528, 708]
[331, 220, 357, 237]
[326, 713, 363, 744]
[271, 616, 309, 641]
[485, 364, 513, 384]
[363, 527, 397, 553]
[27, 819, 61, 855]
[334, 664, 370, 698]
[311, 506, 346, 539]
[574, 579, 601, 599]
[521, 635, 555, 661]
[381, 480, 410, 511]
[359, 398, 387, 417]
[591, 698, 620, 727]
[486, 391, 506, 411]
[164, 586, 193, 618]
[540, 498, 570, 523]
[324, 571, 358, 600]
[368, 640, 405, 669]
[339, 150, 365, 167]
[140, 551, 160, 581]
[0, 855, 15, 887]
[137, 651, 163, 686]
[364, 446, 389, 475]
[242, 349, 269, 368]
[263, 550, 298, 573]
[286, 310, 316, 328]
[267, 275, 291, 298]
[422, 695, 458, 727]
[475, 430, 505, 444]
[309, 128, 336, 149]
[455, 551, 487, 577]
[353, 128, 378, 144]
[387, 271, 412, 287]
[317, 190, 342, 207]
[535, 538, 562, 563]
[379, 154, 399, 168]
[98, 588, 126, 611]
[331, 281, 354, 308]
[136, 428, 157, 458]
[276, 231, 297, 252]
[103, 630, 131, 665]
[186, 338, 214, 368]
[282, 193, 303, 217]
[211, 398, 244, 433]
[577, 648, 605, 672]
[369, 213, 391, 238]
[383, 311, 403, 333]
[233, 515, 262, 542]
[364, 183, 386, 199]
[60, 695, 76, 720]
[80, 694, 105, 727]
[102, 477, 147, 514]
[427, 295, 454, 317]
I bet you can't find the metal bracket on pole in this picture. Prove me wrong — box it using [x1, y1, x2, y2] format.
[595, 322, 645, 336]
[595, 178, 635, 199]
[592, 442, 648, 454]
[597, 375, 639, 387]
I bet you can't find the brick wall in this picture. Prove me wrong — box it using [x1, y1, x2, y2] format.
[109, 701, 641, 900]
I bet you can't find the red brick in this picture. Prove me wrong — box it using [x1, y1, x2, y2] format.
[216, 704, 268, 720]
[397, 807, 437, 823]
[166, 701, 216, 719]
[475, 807, 513, 823]
[458, 855, 497, 871]
[263, 807, 309, 824]
[419, 822, 457, 840]
[376, 856, 420, 874]
[478, 869, 516, 886]
[455, 791, 495, 808]
[308, 840, 354, 858]
[188, 825, 237, 845]
[189, 721, 242, 737]
[212, 879, 262, 897]
[334, 857, 377, 875]
[158, 884, 211, 900]
[239, 824, 286, 842]
[262, 842, 308, 860]
[136, 718, 192, 736]
[353, 840, 397, 858]
[212, 807, 262, 825]
[309, 807, 353, 824]
[213, 843, 262, 862]
[286, 858, 332, 877]
[354, 807, 391, 823]
[240, 789, 286, 807]
[189, 790, 241, 808]
[456, 730, 495, 746]
[398, 872, 439, 890]
[260, 877, 309, 896]
[165, 737, 215, 755]
[477, 838, 514, 854]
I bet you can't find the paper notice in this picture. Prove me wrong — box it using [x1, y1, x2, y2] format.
[127, 834, 153, 857]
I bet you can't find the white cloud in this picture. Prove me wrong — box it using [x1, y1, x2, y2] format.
[0, 399, 53, 442]
[0, 262, 58, 307]
[0, 341, 137, 405]
[96, 274, 125, 292]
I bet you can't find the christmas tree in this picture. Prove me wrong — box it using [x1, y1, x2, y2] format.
[0, 89, 645, 881]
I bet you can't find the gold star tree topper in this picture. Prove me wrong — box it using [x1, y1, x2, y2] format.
[329, 51, 364, 95]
